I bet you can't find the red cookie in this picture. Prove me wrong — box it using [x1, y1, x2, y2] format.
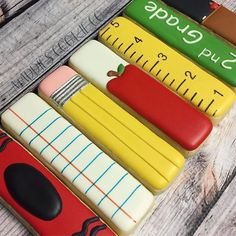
[0, 130, 114, 236]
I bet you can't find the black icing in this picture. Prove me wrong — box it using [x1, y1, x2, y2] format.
[4, 163, 62, 220]
[90, 225, 107, 236]
[0, 132, 12, 152]
[72, 217, 101, 236]
[163, 0, 215, 22]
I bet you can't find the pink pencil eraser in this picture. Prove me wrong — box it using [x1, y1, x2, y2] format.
[38, 66, 77, 97]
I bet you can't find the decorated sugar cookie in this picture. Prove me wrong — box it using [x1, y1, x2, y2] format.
[124, 0, 236, 87]
[98, 17, 235, 120]
[38, 66, 184, 190]
[69, 40, 212, 152]
[0, 130, 114, 236]
[1, 93, 155, 235]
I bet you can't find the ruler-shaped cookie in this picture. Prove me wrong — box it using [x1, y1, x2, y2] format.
[38, 66, 184, 187]
[162, 0, 236, 45]
[0, 130, 114, 236]
[98, 17, 235, 120]
[68, 40, 212, 152]
[123, 0, 236, 87]
[1, 93, 155, 235]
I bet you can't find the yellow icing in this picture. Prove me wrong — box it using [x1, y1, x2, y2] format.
[98, 17, 235, 119]
[62, 84, 184, 192]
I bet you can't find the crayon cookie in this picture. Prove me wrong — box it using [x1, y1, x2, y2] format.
[38, 66, 184, 189]
[69, 40, 212, 152]
[99, 17, 235, 120]
[0, 130, 114, 236]
[1, 93, 154, 235]
[163, 0, 236, 45]
[124, 0, 236, 87]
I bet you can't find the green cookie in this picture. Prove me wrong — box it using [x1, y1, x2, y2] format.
[124, 0, 236, 87]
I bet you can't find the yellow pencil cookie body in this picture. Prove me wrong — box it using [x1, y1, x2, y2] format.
[38, 66, 185, 193]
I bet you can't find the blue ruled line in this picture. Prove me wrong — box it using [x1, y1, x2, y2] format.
[111, 184, 141, 219]
[72, 151, 103, 183]
[50, 133, 82, 164]
[40, 125, 72, 154]
[85, 162, 116, 194]
[61, 142, 93, 173]
[29, 116, 61, 145]
[20, 108, 52, 136]
[97, 173, 128, 206]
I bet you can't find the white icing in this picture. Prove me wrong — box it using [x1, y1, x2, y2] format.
[69, 40, 128, 90]
[1, 93, 154, 233]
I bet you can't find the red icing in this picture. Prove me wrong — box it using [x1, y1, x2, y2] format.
[0, 130, 114, 236]
[107, 65, 212, 151]
[210, 1, 219, 10]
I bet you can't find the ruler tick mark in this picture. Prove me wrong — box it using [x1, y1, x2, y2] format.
[205, 99, 215, 112]
[176, 79, 186, 91]
[106, 35, 112, 41]
[124, 43, 134, 54]
[198, 99, 203, 107]
[169, 79, 175, 86]
[142, 60, 148, 68]
[100, 27, 110, 37]
[162, 73, 170, 82]
[130, 51, 136, 58]
[156, 69, 161, 76]
[112, 37, 119, 46]
[183, 88, 189, 96]
[213, 110, 218, 117]
[191, 92, 197, 101]
[118, 43, 123, 50]
[136, 55, 143, 63]
[149, 60, 159, 73]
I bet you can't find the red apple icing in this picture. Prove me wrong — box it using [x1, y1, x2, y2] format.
[107, 65, 212, 151]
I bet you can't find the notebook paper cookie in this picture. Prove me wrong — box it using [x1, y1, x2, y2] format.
[38, 66, 184, 188]
[69, 41, 212, 152]
[0, 130, 114, 236]
[124, 0, 236, 87]
[98, 17, 235, 120]
[1, 93, 154, 235]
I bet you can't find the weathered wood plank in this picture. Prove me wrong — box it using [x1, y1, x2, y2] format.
[0, 0, 131, 113]
[194, 176, 236, 236]
[0, 0, 38, 25]
[0, 205, 28, 236]
[1, 0, 236, 236]
[134, 102, 236, 235]
[216, 0, 236, 10]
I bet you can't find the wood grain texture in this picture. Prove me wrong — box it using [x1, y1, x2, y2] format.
[194, 176, 236, 236]
[0, 0, 236, 236]
[0, 0, 130, 113]
[0, 0, 38, 25]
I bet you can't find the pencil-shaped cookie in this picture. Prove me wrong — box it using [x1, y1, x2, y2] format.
[124, 0, 236, 88]
[1, 93, 155, 235]
[68, 41, 212, 152]
[0, 130, 114, 236]
[162, 0, 236, 45]
[98, 17, 235, 120]
[38, 66, 184, 187]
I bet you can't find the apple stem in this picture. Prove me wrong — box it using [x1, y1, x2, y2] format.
[107, 70, 119, 77]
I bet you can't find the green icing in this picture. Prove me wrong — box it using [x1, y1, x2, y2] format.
[124, 0, 236, 86]
[118, 64, 125, 76]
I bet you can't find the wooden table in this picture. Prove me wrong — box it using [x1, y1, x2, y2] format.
[0, 0, 236, 235]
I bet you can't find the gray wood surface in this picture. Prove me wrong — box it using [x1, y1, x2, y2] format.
[194, 176, 236, 236]
[0, 0, 130, 113]
[0, 0, 236, 236]
[0, 0, 38, 25]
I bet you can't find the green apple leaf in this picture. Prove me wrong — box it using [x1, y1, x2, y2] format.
[117, 64, 125, 76]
